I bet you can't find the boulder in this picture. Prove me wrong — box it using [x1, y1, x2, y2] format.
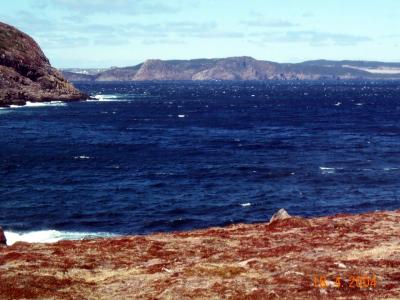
[269, 208, 291, 223]
[268, 208, 311, 229]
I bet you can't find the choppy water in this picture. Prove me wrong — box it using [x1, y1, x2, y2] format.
[1, 81, 400, 243]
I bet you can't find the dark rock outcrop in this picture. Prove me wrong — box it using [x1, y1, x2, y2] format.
[0, 22, 87, 107]
[0, 227, 6, 246]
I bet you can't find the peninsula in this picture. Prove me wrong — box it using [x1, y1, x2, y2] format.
[62, 58, 400, 82]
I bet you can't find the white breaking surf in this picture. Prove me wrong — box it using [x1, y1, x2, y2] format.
[4, 230, 117, 246]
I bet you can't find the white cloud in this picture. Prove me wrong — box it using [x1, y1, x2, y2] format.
[34, 0, 179, 15]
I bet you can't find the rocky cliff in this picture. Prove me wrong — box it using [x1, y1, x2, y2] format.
[0, 22, 87, 107]
[0, 210, 399, 299]
[63, 57, 400, 82]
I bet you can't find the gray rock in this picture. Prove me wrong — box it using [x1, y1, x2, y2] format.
[269, 208, 291, 223]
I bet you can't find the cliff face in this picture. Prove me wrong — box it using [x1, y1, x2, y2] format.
[191, 56, 279, 80]
[63, 57, 400, 82]
[0, 210, 399, 299]
[75, 57, 286, 82]
[0, 22, 87, 106]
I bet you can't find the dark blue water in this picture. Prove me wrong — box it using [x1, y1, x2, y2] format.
[1, 81, 400, 235]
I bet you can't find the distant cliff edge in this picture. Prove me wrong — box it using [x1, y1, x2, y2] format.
[62, 57, 400, 82]
[0, 22, 87, 107]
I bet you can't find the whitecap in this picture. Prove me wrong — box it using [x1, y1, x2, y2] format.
[93, 94, 123, 102]
[178, 114, 186, 118]
[384, 167, 399, 171]
[241, 202, 251, 207]
[4, 230, 117, 246]
[319, 166, 336, 174]
[74, 155, 91, 160]
[25, 101, 66, 107]
[5, 101, 66, 109]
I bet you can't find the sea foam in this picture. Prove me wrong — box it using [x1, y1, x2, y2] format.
[92, 94, 122, 102]
[25, 101, 66, 107]
[4, 230, 117, 246]
[6, 101, 67, 109]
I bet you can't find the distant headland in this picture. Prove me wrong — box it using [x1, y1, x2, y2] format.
[62, 57, 400, 82]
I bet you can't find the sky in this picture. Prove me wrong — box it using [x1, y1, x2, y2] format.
[1, 0, 400, 68]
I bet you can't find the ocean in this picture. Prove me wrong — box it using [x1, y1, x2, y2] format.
[1, 81, 400, 244]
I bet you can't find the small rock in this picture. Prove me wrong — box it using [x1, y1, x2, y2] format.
[336, 262, 347, 269]
[162, 267, 173, 273]
[319, 288, 328, 295]
[0, 227, 7, 246]
[270, 208, 291, 223]
[268, 209, 311, 229]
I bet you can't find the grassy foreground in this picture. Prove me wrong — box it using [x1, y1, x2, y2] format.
[0, 210, 399, 299]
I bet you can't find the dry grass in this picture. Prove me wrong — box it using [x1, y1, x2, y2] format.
[1, 210, 400, 299]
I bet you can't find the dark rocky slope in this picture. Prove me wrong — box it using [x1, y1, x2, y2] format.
[0, 22, 87, 106]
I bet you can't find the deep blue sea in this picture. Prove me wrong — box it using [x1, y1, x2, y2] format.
[1, 81, 400, 243]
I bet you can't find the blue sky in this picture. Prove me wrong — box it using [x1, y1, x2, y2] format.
[1, 0, 400, 68]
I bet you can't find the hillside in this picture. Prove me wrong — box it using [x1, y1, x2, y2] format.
[62, 57, 400, 82]
[0, 22, 87, 106]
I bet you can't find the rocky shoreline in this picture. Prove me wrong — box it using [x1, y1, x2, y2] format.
[0, 22, 87, 107]
[0, 209, 399, 299]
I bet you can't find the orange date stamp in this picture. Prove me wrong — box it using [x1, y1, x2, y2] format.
[313, 274, 377, 289]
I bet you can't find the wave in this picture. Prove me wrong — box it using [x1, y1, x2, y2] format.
[90, 94, 155, 102]
[26, 101, 66, 107]
[383, 167, 399, 171]
[319, 166, 336, 174]
[74, 155, 91, 160]
[4, 230, 117, 246]
[4, 101, 67, 109]
[92, 94, 124, 102]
